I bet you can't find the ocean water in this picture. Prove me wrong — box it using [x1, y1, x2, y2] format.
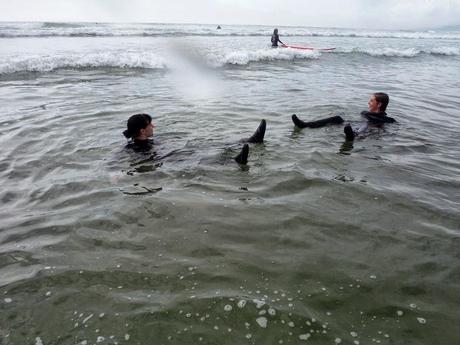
[1, 22, 460, 345]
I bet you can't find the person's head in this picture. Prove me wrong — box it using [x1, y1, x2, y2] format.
[123, 113, 154, 140]
[273, 28, 278, 34]
[368, 92, 389, 113]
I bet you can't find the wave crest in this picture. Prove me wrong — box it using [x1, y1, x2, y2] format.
[212, 48, 320, 66]
[337, 46, 460, 57]
[1, 46, 458, 75]
[0, 52, 167, 74]
[1, 22, 460, 40]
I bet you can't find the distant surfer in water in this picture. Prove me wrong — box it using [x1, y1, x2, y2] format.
[271, 28, 284, 47]
[292, 92, 395, 141]
[216, 25, 221, 30]
[123, 114, 265, 165]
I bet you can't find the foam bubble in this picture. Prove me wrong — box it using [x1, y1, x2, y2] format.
[253, 299, 266, 309]
[237, 300, 247, 308]
[82, 314, 93, 323]
[299, 334, 311, 340]
[417, 317, 427, 324]
[256, 317, 268, 328]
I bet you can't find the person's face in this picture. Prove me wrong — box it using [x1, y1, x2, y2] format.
[368, 95, 380, 113]
[141, 121, 154, 138]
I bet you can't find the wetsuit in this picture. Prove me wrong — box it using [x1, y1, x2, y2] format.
[126, 139, 154, 153]
[271, 33, 283, 47]
[360, 111, 395, 124]
[291, 112, 396, 142]
[354, 111, 396, 134]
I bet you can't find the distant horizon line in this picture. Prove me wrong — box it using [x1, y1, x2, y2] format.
[1, 19, 453, 32]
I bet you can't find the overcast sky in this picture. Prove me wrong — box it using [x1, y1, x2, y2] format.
[1, 0, 460, 30]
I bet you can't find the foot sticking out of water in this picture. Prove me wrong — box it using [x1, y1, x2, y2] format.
[235, 144, 249, 165]
[244, 119, 266, 143]
[292, 114, 344, 128]
[344, 124, 355, 141]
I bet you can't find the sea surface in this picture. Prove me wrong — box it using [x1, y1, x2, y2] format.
[1, 22, 460, 345]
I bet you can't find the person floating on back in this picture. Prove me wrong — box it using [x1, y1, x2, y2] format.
[344, 92, 395, 141]
[123, 114, 266, 165]
[271, 28, 284, 47]
[291, 92, 395, 141]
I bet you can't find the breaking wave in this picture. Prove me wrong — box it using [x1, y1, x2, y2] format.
[1, 22, 460, 40]
[0, 49, 320, 75]
[337, 46, 460, 57]
[0, 46, 458, 75]
[0, 52, 168, 74]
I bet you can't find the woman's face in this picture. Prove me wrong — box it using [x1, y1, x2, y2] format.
[141, 121, 155, 138]
[368, 95, 380, 113]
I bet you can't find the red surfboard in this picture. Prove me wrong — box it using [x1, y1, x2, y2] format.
[281, 44, 336, 51]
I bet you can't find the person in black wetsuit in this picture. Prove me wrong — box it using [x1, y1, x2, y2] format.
[123, 114, 266, 165]
[271, 28, 284, 47]
[291, 92, 395, 141]
[343, 92, 395, 141]
[123, 113, 155, 152]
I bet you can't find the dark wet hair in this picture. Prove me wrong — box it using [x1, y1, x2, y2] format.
[123, 113, 152, 139]
[273, 28, 278, 34]
[374, 92, 389, 112]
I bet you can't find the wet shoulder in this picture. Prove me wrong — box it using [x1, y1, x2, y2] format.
[126, 139, 154, 153]
[360, 111, 396, 124]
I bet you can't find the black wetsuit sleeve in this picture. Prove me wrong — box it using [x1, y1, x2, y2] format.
[361, 111, 396, 124]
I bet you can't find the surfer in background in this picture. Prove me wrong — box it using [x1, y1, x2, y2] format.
[216, 25, 222, 30]
[271, 28, 284, 47]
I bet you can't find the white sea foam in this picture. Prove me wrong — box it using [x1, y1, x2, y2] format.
[213, 48, 319, 66]
[338, 46, 460, 57]
[256, 316, 268, 328]
[0, 47, 321, 75]
[0, 51, 167, 74]
[1, 22, 459, 40]
[0, 44, 458, 76]
[237, 299, 247, 308]
[342, 47, 420, 57]
[430, 47, 460, 56]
